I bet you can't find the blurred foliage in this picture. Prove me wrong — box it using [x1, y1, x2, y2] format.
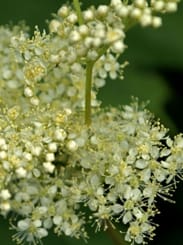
[0, 0, 183, 244]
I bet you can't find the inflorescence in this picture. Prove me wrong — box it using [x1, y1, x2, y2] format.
[0, 0, 182, 244]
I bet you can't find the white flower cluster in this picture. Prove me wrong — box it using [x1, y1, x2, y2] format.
[0, 25, 27, 107]
[1, 0, 180, 110]
[0, 101, 183, 244]
[111, 0, 179, 27]
[0, 0, 182, 245]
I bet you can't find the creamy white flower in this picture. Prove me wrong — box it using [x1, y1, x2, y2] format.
[43, 162, 55, 173]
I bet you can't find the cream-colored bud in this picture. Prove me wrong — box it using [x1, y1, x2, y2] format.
[57, 5, 69, 17]
[87, 50, 98, 60]
[46, 153, 55, 162]
[117, 6, 129, 17]
[2, 69, 12, 80]
[0, 202, 11, 211]
[43, 162, 55, 173]
[24, 87, 33, 97]
[0, 151, 7, 160]
[55, 129, 67, 141]
[67, 13, 78, 24]
[67, 140, 78, 152]
[64, 108, 72, 116]
[23, 152, 32, 161]
[78, 25, 89, 36]
[31, 146, 42, 156]
[83, 9, 94, 21]
[48, 142, 57, 152]
[152, 16, 162, 28]
[97, 5, 109, 16]
[107, 29, 124, 43]
[50, 54, 60, 64]
[30, 97, 40, 106]
[16, 167, 27, 178]
[49, 20, 60, 33]
[112, 40, 125, 53]
[165, 2, 177, 12]
[134, 0, 146, 8]
[84, 37, 93, 48]
[71, 63, 82, 73]
[0, 138, 6, 148]
[111, 0, 122, 7]
[92, 37, 102, 48]
[153, 1, 165, 11]
[94, 27, 106, 39]
[131, 8, 142, 19]
[70, 30, 81, 43]
[140, 14, 152, 26]
[90, 136, 98, 145]
[0, 189, 11, 200]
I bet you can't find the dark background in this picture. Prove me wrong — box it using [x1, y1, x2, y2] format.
[0, 1, 183, 244]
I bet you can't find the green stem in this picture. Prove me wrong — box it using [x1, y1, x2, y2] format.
[106, 220, 127, 245]
[72, 0, 93, 126]
[85, 62, 94, 125]
[73, 0, 84, 25]
[84, 45, 109, 125]
[72, 1, 111, 126]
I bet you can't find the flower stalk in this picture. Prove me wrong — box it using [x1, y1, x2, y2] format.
[106, 220, 127, 245]
[84, 45, 109, 125]
[73, 0, 84, 25]
[85, 61, 94, 125]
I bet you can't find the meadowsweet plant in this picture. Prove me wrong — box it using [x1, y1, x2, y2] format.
[0, 0, 182, 244]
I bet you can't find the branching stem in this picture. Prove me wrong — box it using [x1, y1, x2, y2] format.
[73, 0, 84, 25]
[106, 220, 127, 245]
[84, 46, 109, 125]
[85, 61, 94, 125]
[73, 0, 110, 126]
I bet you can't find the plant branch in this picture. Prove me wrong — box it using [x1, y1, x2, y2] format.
[85, 61, 94, 125]
[73, 0, 84, 25]
[106, 220, 127, 245]
[84, 45, 109, 125]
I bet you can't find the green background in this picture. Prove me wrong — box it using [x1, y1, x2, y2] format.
[0, 1, 183, 244]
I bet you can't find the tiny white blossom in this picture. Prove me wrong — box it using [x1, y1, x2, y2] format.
[0, 189, 11, 200]
[16, 167, 27, 178]
[24, 87, 33, 97]
[0, 201, 11, 211]
[78, 25, 89, 36]
[17, 219, 30, 231]
[57, 5, 69, 17]
[67, 13, 78, 24]
[67, 140, 78, 152]
[70, 30, 81, 43]
[112, 40, 125, 53]
[30, 97, 40, 106]
[165, 2, 177, 12]
[46, 153, 55, 162]
[0, 138, 6, 147]
[131, 8, 142, 19]
[153, 1, 165, 11]
[83, 9, 94, 21]
[43, 162, 55, 173]
[152, 16, 162, 28]
[111, 0, 122, 7]
[48, 142, 57, 152]
[0, 151, 7, 159]
[49, 20, 60, 32]
[31, 146, 42, 156]
[55, 128, 67, 141]
[97, 5, 109, 16]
